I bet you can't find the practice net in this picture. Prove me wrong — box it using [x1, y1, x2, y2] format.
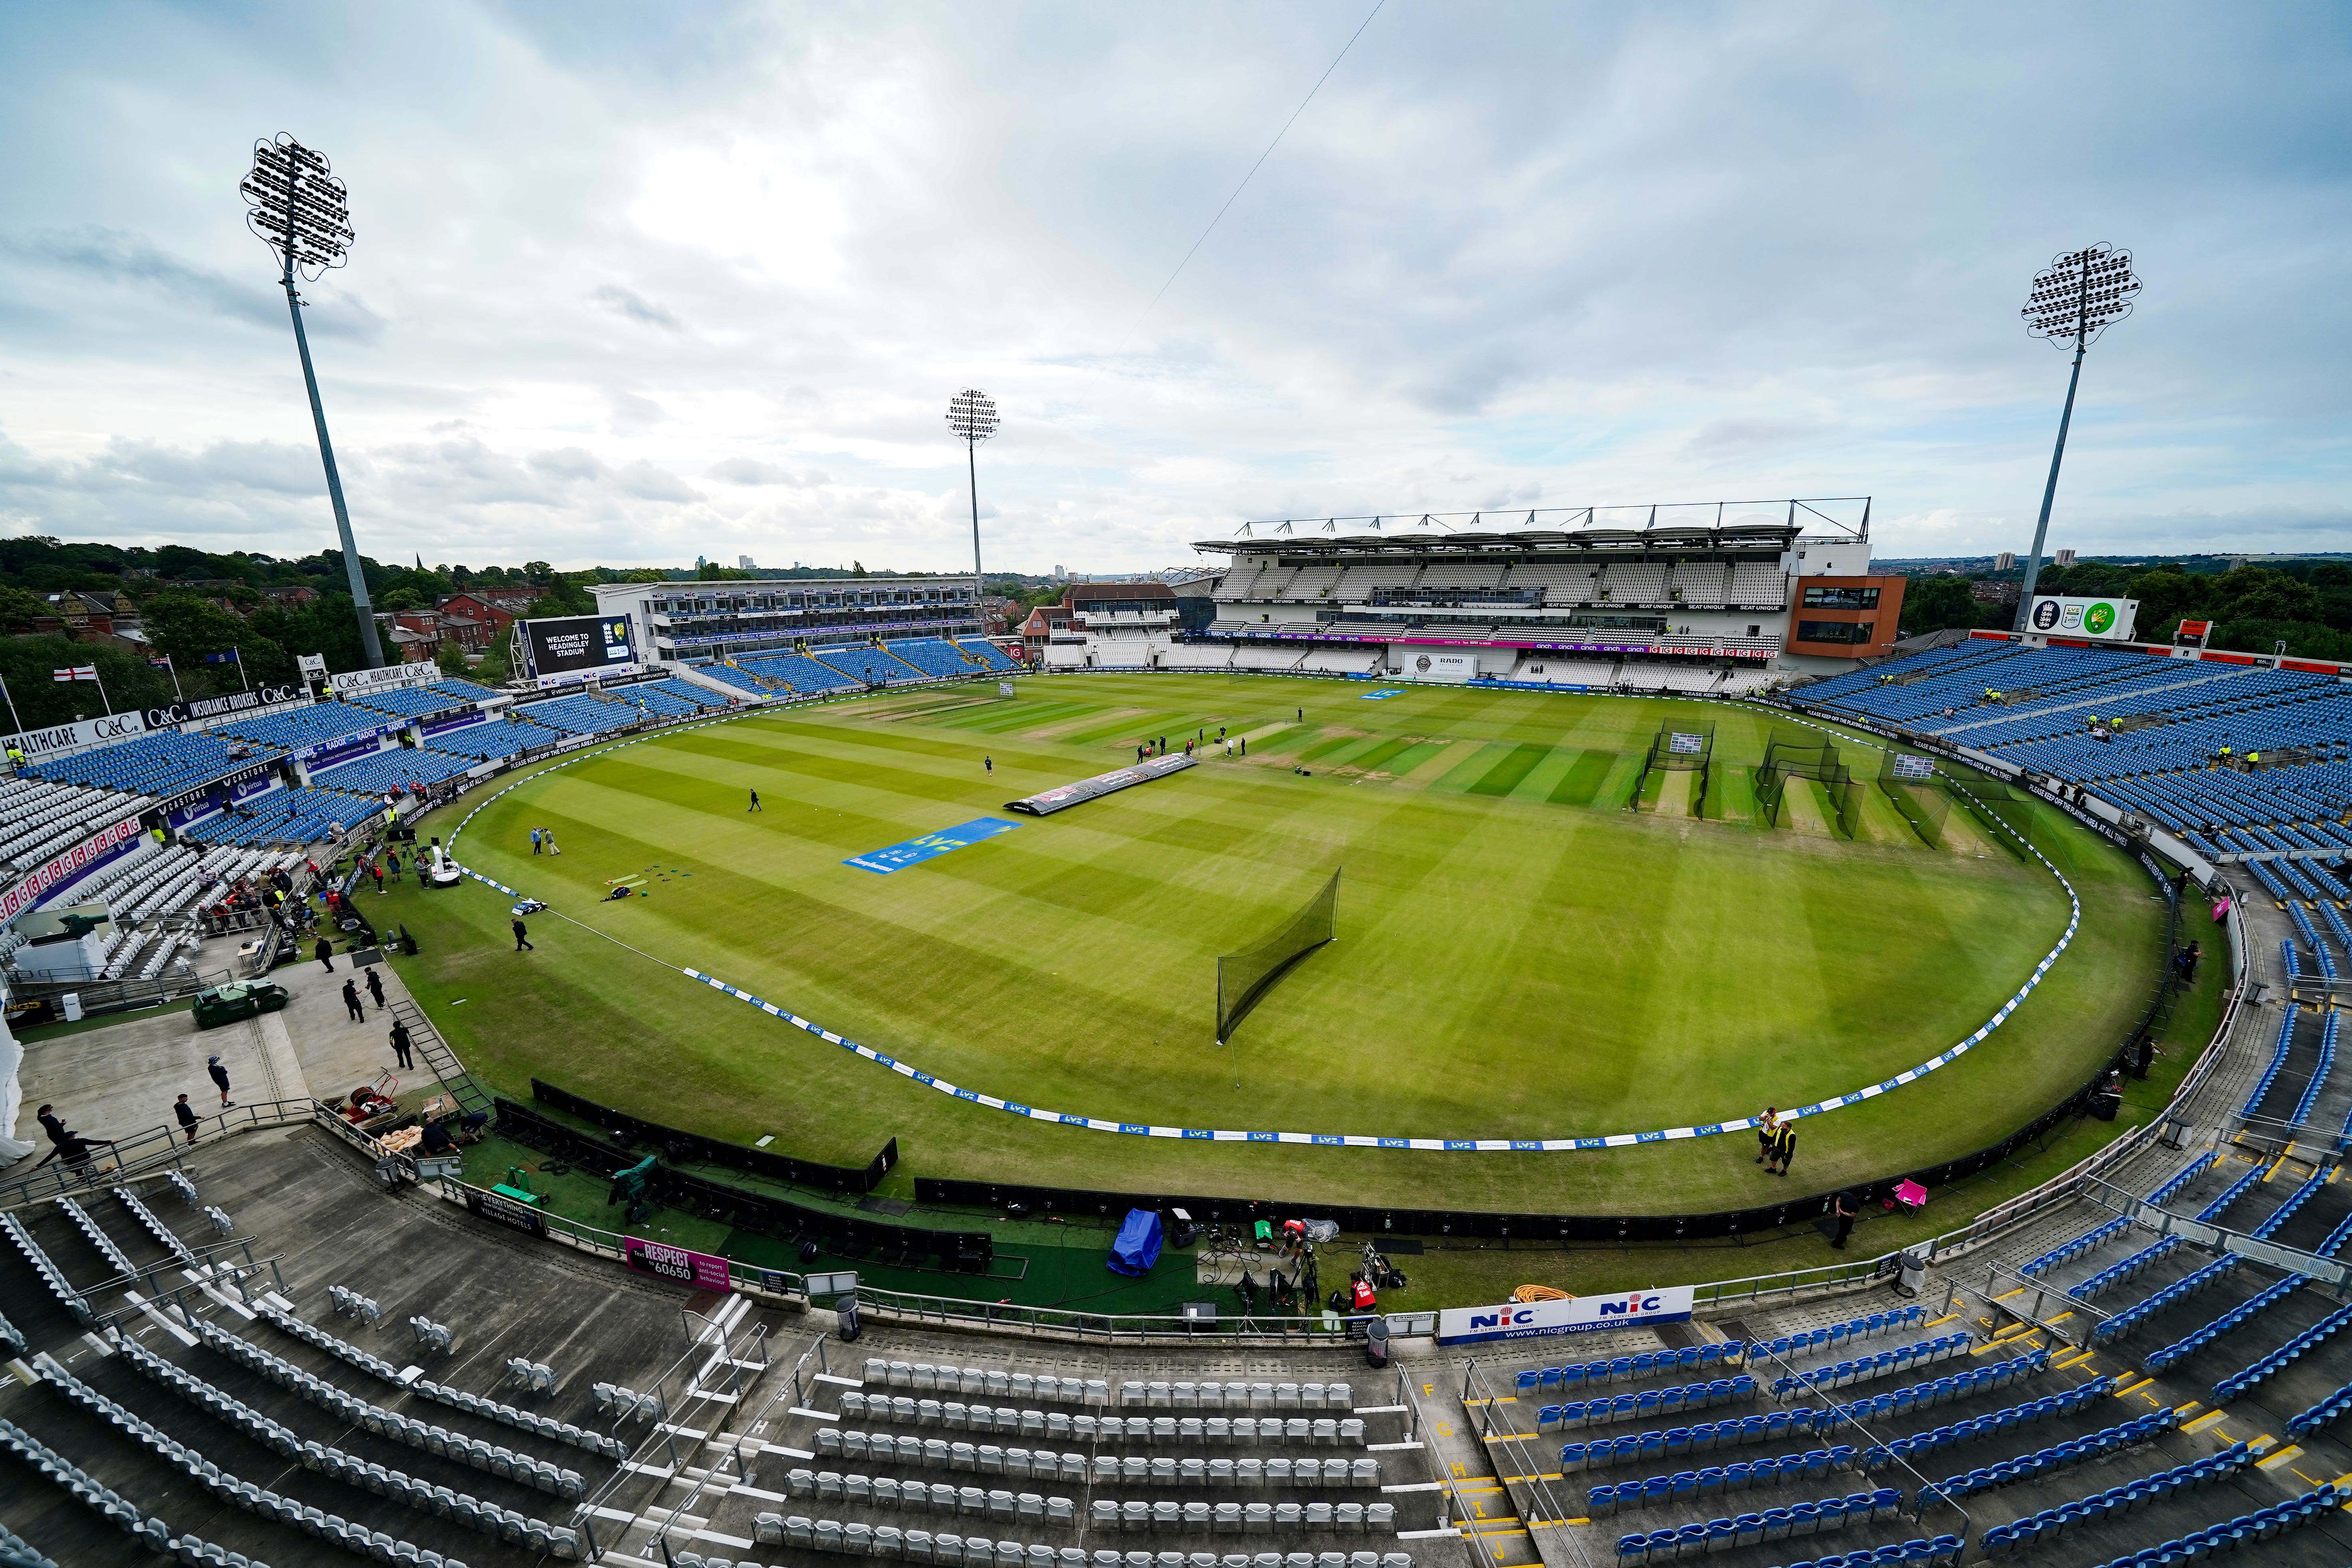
[1216, 868, 1341, 1044]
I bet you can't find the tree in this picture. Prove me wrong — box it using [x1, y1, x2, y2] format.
[0, 636, 179, 729]
[0, 584, 46, 634]
[2212, 567, 2322, 626]
[435, 640, 471, 677]
[1898, 575, 1997, 637]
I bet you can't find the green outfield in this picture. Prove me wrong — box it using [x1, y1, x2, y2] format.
[379, 673, 2170, 1217]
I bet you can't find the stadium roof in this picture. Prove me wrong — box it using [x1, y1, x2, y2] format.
[1193, 521, 1803, 555]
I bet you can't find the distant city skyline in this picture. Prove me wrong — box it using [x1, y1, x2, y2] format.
[1, 4, 2346, 573]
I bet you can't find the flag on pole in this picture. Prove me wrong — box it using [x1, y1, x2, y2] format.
[52, 665, 97, 682]
[147, 654, 173, 670]
[202, 649, 240, 665]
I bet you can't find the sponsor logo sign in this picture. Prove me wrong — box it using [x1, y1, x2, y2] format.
[1406, 652, 1479, 683]
[2, 711, 146, 761]
[329, 663, 442, 697]
[465, 1187, 549, 1237]
[1436, 1286, 1696, 1345]
[0, 817, 145, 920]
[1668, 732, 1707, 755]
[1891, 754, 1938, 781]
[623, 1236, 732, 1292]
[846, 817, 1021, 873]
[422, 709, 492, 737]
[2028, 596, 2137, 640]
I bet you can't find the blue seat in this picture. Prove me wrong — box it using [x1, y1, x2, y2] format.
[1614, 1536, 1644, 1559]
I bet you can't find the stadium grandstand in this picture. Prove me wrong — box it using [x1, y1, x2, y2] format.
[1025, 501, 1914, 688]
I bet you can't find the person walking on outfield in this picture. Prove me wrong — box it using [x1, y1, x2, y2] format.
[1767, 1119, 1796, 1177]
[364, 967, 385, 1011]
[389, 1021, 415, 1070]
[1756, 1106, 1779, 1165]
[543, 828, 560, 855]
[174, 1093, 200, 1146]
[1296, 708, 1302, 722]
[1830, 1189, 1857, 1249]
[749, 789, 762, 811]
[341, 979, 365, 1023]
[983, 756, 992, 774]
[371, 861, 385, 895]
[315, 937, 334, 972]
[207, 1055, 234, 1109]
[531, 827, 543, 854]
[512, 916, 534, 952]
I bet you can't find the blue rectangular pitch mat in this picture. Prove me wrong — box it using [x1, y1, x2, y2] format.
[845, 817, 1021, 874]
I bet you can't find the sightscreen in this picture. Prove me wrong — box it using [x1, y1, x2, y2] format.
[1216, 868, 1340, 1044]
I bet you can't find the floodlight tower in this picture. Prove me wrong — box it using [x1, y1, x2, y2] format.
[946, 389, 1001, 638]
[241, 133, 385, 667]
[2012, 243, 2141, 631]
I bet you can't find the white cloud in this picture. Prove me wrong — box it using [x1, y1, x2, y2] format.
[0, 2, 2345, 571]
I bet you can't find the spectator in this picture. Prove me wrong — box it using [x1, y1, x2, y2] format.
[36, 1104, 68, 1149]
[388, 1021, 416, 1070]
[207, 1055, 234, 1109]
[365, 967, 386, 1011]
[314, 937, 334, 972]
[174, 1094, 200, 1146]
[543, 828, 560, 856]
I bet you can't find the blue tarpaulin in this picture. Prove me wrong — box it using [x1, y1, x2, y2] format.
[1106, 1208, 1163, 1277]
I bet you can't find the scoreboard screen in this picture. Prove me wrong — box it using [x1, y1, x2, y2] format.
[523, 614, 634, 679]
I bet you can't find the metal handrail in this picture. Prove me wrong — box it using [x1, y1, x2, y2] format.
[0, 1098, 318, 1211]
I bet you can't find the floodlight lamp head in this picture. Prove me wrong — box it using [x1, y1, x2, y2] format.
[2021, 242, 2140, 347]
[241, 133, 355, 280]
[946, 388, 1000, 445]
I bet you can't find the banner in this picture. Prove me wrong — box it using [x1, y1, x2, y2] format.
[1668, 732, 1707, 754]
[422, 709, 493, 737]
[329, 663, 442, 698]
[154, 686, 311, 731]
[1436, 1286, 1695, 1345]
[1401, 651, 1479, 682]
[303, 733, 391, 772]
[1890, 755, 1938, 781]
[2, 711, 145, 761]
[2027, 596, 2138, 641]
[0, 817, 145, 921]
[465, 1187, 549, 1238]
[623, 1236, 732, 1292]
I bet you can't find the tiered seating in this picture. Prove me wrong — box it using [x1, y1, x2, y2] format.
[737, 651, 861, 692]
[422, 722, 538, 761]
[619, 676, 728, 716]
[1730, 561, 1787, 604]
[2067, 1483, 2341, 1567]
[816, 644, 923, 685]
[512, 694, 640, 737]
[1977, 1443, 2253, 1553]
[2254, 1171, 2329, 1239]
[2090, 1257, 2239, 1342]
[2195, 1165, 2265, 1222]
[2071, 1236, 2184, 1302]
[955, 638, 1021, 672]
[1766, 1334, 1972, 1398]
[2212, 1298, 2352, 1401]
[2020, 1214, 2134, 1277]
[109, 1186, 197, 1269]
[888, 638, 1000, 679]
[0, 1412, 263, 1568]
[1860, 1379, 2115, 1475]
[189, 1319, 586, 1497]
[0, 777, 140, 869]
[2, 1214, 91, 1324]
[1545, 1375, 1757, 1430]
[196, 785, 385, 848]
[2150, 1153, 2217, 1207]
[2141, 1272, 2306, 1372]
[1613, 1486, 1907, 1559]
[252, 1300, 625, 1460]
[310, 747, 475, 795]
[1920, 1407, 2181, 1503]
[32, 1351, 514, 1563]
[351, 683, 485, 719]
[28, 726, 274, 799]
[218, 701, 387, 751]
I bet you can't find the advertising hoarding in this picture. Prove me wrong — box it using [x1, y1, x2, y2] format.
[1436, 1285, 1696, 1345]
[1401, 651, 1480, 682]
[2027, 596, 2138, 641]
[622, 1236, 732, 1292]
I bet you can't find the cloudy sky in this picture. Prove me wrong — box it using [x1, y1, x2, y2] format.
[0, 2, 2346, 575]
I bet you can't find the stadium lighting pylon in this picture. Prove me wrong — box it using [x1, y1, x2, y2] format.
[946, 389, 1001, 639]
[2011, 243, 2141, 632]
[241, 133, 385, 667]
